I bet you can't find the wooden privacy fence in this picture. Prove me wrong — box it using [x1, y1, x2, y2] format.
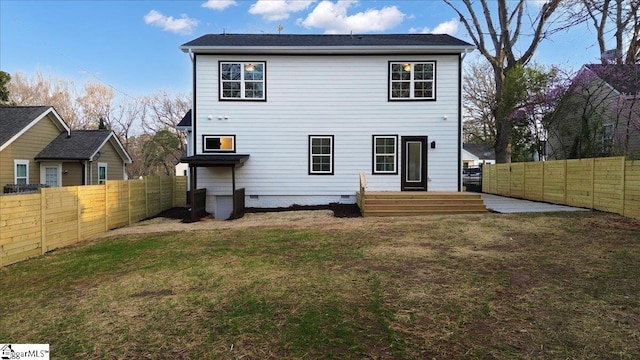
[482, 157, 640, 220]
[0, 176, 187, 267]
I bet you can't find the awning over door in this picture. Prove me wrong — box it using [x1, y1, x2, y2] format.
[180, 154, 250, 167]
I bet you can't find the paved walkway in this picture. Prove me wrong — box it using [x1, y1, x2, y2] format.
[480, 193, 590, 214]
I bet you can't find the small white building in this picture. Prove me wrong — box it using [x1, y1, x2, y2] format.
[462, 143, 495, 168]
[179, 34, 474, 218]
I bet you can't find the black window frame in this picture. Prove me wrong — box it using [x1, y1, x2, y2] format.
[202, 135, 236, 153]
[388, 61, 437, 101]
[219, 61, 267, 101]
[372, 135, 398, 175]
[308, 135, 334, 175]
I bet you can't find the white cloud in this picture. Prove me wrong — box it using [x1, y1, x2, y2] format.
[144, 10, 198, 35]
[409, 18, 459, 36]
[249, 0, 315, 21]
[299, 0, 404, 34]
[202, 0, 237, 11]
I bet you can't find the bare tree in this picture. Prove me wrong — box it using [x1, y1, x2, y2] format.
[463, 59, 496, 145]
[8, 71, 79, 127]
[445, 0, 569, 162]
[76, 81, 115, 129]
[579, 0, 640, 64]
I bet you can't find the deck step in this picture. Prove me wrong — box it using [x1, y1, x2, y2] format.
[358, 191, 487, 217]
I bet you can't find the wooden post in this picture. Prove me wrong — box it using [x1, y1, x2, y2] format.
[591, 158, 596, 210]
[621, 157, 626, 216]
[41, 188, 47, 255]
[563, 160, 568, 205]
[104, 181, 109, 232]
[128, 180, 132, 225]
[76, 187, 81, 243]
[145, 177, 149, 219]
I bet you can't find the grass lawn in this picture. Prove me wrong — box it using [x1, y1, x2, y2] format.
[1, 211, 639, 359]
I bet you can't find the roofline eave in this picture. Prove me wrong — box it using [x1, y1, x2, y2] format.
[180, 45, 476, 55]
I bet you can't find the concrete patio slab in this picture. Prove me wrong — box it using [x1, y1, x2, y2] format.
[480, 193, 590, 214]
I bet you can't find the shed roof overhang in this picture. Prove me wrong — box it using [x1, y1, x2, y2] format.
[181, 154, 250, 168]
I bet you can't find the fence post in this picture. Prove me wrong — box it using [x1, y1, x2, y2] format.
[76, 187, 81, 243]
[591, 158, 595, 210]
[563, 160, 568, 205]
[145, 177, 149, 219]
[128, 180, 132, 225]
[621, 157, 626, 216]
[104, 182, 109, 232]
[41, 188, 46, 255]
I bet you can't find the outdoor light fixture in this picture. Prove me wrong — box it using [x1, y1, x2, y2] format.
[403, 63, 411, 72]
[245, 63, 255, 72]
[431, 141, 436, 149]
[443, 115, 449, 121]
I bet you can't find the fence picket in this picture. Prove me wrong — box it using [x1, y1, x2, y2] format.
[0, 176, 187, 267]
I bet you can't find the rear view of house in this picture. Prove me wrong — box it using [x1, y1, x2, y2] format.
[180, 34, 475, 218]
[0, 106, 132, 192]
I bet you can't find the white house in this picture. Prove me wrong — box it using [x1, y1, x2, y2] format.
[180, 34, 474, 219]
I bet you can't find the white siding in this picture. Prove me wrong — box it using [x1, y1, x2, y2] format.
[193, 54, 461, 205]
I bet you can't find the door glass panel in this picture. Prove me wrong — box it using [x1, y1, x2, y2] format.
[406, 141, 422, 182]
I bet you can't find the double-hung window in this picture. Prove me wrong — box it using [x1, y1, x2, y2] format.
[373, 135, 397, 174]
[220, 62, 265, 100]
[14, 160, 29, 184]
[389, 62, 436, 100]
[309, 135, 334, 175]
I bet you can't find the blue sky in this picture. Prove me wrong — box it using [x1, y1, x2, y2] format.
[0, 0, 603, 100]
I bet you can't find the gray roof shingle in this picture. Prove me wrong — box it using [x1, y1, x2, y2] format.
[182, 33, 473, 50]
[35, 130, 113, 161]
[0, 106, 52, 147]
[176, 109, 192, 128]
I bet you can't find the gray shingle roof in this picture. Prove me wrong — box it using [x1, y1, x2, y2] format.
[463, 143, 495, 160]
[35, 130, 113, 161]
[176, 109, 192, 128]
[0, 106, 52, 147]
[182, 33, 473, 50]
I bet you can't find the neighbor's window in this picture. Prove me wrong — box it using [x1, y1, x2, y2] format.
[220, 62, 265, 100]
[309, 135, 334, 175]
[389, 61, 436, 100]
[14, 159, 29, 184]
[373, 135, 397, 174]
[98, 163, 107, 184]
[203, 135, 236, 153]
[602, 123, 614, 153]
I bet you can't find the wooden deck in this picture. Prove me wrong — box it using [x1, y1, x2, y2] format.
[356, 191, 487, 217]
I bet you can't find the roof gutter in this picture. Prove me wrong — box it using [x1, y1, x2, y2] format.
[180, 45, 477, 55]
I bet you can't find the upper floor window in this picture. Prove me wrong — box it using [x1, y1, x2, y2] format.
[14, 159, 29, 184]
[389, 61, 436, 100]
[220, 62, 265, 100]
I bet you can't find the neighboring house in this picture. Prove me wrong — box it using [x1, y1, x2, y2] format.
[547, 63, 640, 160]
[0, 106, 132, 190]
[179, 34, 474, 218]
[462, 143, 495, 168]
[175, 110, 192, 182]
